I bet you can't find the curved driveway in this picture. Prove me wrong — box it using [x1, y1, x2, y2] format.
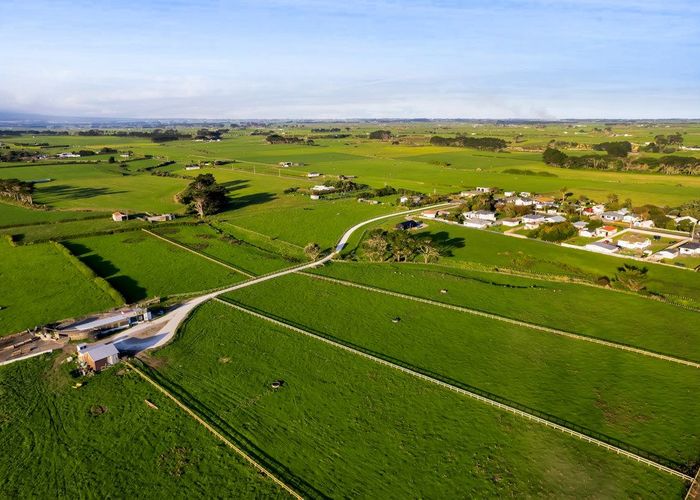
[113, 202, 455, 352]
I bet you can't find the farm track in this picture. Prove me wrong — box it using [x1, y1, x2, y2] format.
[299, 272, 700, 369]
[124, 361, 302, 500]
[214, 297, 694, 484]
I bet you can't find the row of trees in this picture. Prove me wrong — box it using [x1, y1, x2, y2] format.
[543, 147, 700, 175]
[362, 229, 440, 263]
[265, 134, 314, 145]
[429, 135, 507, 151]
[0, 178, 35, 205]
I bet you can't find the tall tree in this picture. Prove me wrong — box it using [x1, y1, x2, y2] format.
[176, 173, 227, 218]
[304, 242, 322, 261]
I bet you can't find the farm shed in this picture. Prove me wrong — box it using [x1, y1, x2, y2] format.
[77, 343, 119, 371]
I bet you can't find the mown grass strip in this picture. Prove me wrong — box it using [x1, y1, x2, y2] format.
[214, 297, 694, 483]
[300, 272, 700, 369]
[124, 360, 302, 500]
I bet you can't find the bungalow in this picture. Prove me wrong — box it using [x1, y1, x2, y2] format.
[514, 197, 535, 207]
[522, 213, 545, 227]
[395, 220, 422, 231]
[519, 191, 532, 198]
[422, 209, 450, 219]
[463, 218, 493, 229]
[500, 218, 520, 227]
[617, 234, 651, 250]
[595, 225, 618, 238]
[459, 190, 481, 198]
[112, 211, 128, 222]
[633, 219, 655, 229]
[544, 215, 566, 223]
[601, 211, 625, 222]
[311, 185, 335, 193]
[585, 242, 619, 254]
[573, 221, 588, 230]
[504, 191, 516, 197]
[307, 172, 322, 178]
[185, 165, 201, 171]
[622, 214, 641, 224]
[464, 210, 496, 221]
[656, 248, 680, 259]
[77, 343, 119, 372]
[591, 205, 606, 215]
[679, 242, 700, 255]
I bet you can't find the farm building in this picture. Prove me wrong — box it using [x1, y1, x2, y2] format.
[146, 213, 175, 222]
[656, 248, 680, 259]
[185, 165, 201, 171]
[585, 242, 619, 254]
[59, 308, 152, 339]
[311, 185, 336, 193]
[617, 234, 651, 250]
[395, 220, 422, 231]
[112, 212, 128, 222]
[77, 343, 119, 372]
[307, 172, 322, 178]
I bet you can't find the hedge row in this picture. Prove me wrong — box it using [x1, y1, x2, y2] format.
[51, 240, 126, 306]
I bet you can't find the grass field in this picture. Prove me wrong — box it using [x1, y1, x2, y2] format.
[143, 301, 686, 498]
[0, 201, 107, 228]
[64, 231, 243, 302]
[151, 224, 297, 275]
[0, 354, 284, 498]
[346, 221, 700, 304]
[310, 262, 700, 362]
[224, 273, 700, 470]
[0, 240, 118, 336]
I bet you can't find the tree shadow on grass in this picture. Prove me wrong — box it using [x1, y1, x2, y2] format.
[107, 275, 148, 303]
[418, 230, 465, 257]
[220, 191, 276, 214]
[40, 184, 128, 200]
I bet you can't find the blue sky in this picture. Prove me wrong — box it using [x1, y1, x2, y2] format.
[0, 0, 698, 119]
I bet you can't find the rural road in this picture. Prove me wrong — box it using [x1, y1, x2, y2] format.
[91, 202, 456, 355]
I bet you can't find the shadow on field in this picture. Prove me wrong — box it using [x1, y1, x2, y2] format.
[107, 275, 148, 303]
[419, 231, 465, 257]
[40, 184, 128, 200]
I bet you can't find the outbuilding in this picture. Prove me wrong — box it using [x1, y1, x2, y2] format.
[77, 343, 120, 372]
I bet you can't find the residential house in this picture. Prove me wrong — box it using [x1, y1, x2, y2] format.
[595, 225, 618, 238]
[185, 165, 201, 171]
[395, 220, 422, 231]
[591, 204, 606, 215]
[476, 186, 491, 193]
[311, 185, 336, 193]
[463, 218, 493, 229]
[77, 343, 119, 372]
[464, 210, 497, 221]
[601, 211, 625, 222]
[617, 234, 651, 250]
[500, 218, 520, 227]
[521, 213, 545, 229]
[310, 194, 320, 200]
[633, 219, 655, 229]
[573, 221, 588, 230]
[656, 248, 680, 259]
[519, 191, 532, 198]
[504, 191, 516, 197]
[679, 242, 700, 255]
[585, 242, 619, 254]
[422, 209, 450, 219]
[514, 197, 535, 207]
[112, 212, 128, 222]
[622, 214, 641, 224]
[307, 172, 322, 178]
[544, 215, 566, 223]
[459, 190, 481, 198]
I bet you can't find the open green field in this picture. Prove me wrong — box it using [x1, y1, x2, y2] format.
[0, 354, 284, 498]
[310, 262, 700, 362]
[0, 201, 107, 228]
[152, 224, 297, 275]
[144, 301, 686, 498]
[0, 240, 118, 336]
[224, 273, 700, 470]
[64, 231, 243, 302]
[347, 221, 700, 304]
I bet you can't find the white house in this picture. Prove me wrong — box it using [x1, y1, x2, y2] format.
[504, 191, 516, 197]
[573, 221, 588, 230]
[519, 191, 532, 198]
[591, 204, 606, 215]
[679, 242, 700, 255]
[623, 214, 641, 224]
[311, 185, 335, 193]
[514, 197, 535, 207]
[185, 165, 201, 171]
[310, 194, 320, 200]
[58, 152, 80, 158]
[595, 225, 618, 238]
[633, 219, 655, 229]
[544, 215, 566, 223]
[602, 211, 625, 222]
[500, 218, 520, 227]
[585, 242, 619, 254]
[464, 210, 496, 221]
[617, 234, 651, 250]
[656, 248, 679, 259]
[463, 218, 493, 229]
[476, 186, 491, 193]
[307, 172, 322, 178]
[522, 213, 545, 225]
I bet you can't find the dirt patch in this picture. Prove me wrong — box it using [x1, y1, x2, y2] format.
[158, 447, 192, 477]
[89, 405, 108, 417]
[218, 356, 231, 364]
[137, 352, 168, 369]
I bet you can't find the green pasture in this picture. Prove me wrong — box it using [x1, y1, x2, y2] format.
[64, 231, 242, 302]
[311, 262, 700, 362]
[224, 273, 700, 470]
[0, 201, 106, 228]
[145, 301, 685, 498]
[0, 240, 117, 336]
[0, 354, 283, 498]
[152, 224, 296, 275]
[0, 217, 151, 244]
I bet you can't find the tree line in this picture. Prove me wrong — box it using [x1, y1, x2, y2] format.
[265, 134, 315, 145]
[429, 135, 507, 151]
[362, 229, 440, 263]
